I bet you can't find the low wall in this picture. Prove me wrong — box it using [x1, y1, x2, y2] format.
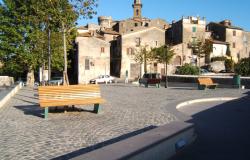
[168, 75, 250, 89]
[0, 76, 14, 87]
[0, 83, 22, 109]
[71, 121, 195, 160]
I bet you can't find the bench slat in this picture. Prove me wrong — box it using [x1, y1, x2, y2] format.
[39, 92, 101, 99]
[40, 98, 105, 107]
[198, 77, 218, 90]
[38, 84, 105, 111]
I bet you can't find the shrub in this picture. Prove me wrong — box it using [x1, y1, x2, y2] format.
[235, 57, 250, 76]
[211, 56, 227, 62]
[224, 59, 234, 72]
[176, 64, 199, 75]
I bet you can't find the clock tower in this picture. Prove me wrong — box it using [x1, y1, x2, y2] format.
[132, 0, 142, 19]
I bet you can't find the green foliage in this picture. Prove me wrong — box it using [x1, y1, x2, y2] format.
[176, 63, 199, 75]
[151, 44, 175, 65]
[191, 39, 213, 59]
[0, 0, 97, 79]
[225, 58, 234, 72]
[134, 45, 154, 73]
[235, 57, 250, 76]
[211, 56, 227, 62]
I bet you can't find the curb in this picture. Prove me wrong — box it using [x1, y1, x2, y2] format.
[0, 83, 22, 109]
[176, 97, 239, 109]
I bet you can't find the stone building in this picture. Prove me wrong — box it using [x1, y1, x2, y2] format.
[76, 0, 169, 82]
[75, 26, 111, 84]
[75, 0, 250, 84]
[109, 0, 169, 79]
[209, 40, 229, 58]
[166, 16, 210, 67]
[207, 20, 250, 62]
[117, 27, 166, 79]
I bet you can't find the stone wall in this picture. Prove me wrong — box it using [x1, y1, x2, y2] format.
[0, 76, 14, 87]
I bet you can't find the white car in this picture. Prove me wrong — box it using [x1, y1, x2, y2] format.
[89, 75, 115, 84]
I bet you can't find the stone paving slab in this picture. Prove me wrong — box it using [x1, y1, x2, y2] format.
[0, 84, 248, 160]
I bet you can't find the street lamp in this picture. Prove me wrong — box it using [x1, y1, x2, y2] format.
[48, 16, 51, 82]
[164, 45, 168, 88]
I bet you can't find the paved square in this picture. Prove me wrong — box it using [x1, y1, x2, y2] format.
[0, 84, 248, 159]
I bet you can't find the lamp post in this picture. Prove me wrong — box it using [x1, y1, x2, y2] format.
[164, 45, 168, 88]
[48, 19, 51, 82]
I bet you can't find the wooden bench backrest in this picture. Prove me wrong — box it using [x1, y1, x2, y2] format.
[198, 77, 214, 85]
[38, 84, 104, 107]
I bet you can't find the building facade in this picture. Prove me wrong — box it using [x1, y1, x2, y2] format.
[75, 0, 250, 84]
[75, 28, 111, 84]
[166, 16, 210, 67]
[207, 20, 250, 62]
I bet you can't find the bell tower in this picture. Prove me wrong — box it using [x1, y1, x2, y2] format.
[132, 0, 142, 19]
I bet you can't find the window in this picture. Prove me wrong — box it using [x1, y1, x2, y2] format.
[233, 30, 236, 36]
[135, 37, 141, 47]
[135, 23, 138, 27]
[136, 9, 139, 16]
[101, 47, 105, 53]
[127, 48, 134, 55]
[155, 41, 158, 46]
[85, 59, 90, 70]
[145, 23, 149, 27]
[127, 48, 130, 55]
[192, 27, 197, 32]
[233, 42, 236, 48]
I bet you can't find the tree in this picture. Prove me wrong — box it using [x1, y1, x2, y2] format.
[190, 39, 213, 74]
[235, 57, 250, 76]
[0, 0, 98, 85]
[0, 0, 43, 82]
[151, 44, 175, 88]
[134, 45, 154, 77]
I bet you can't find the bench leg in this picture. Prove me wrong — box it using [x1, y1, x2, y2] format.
[44, 107, 49, 119]
[156, 83, 160, 88]
[198, 85, 206, 90]
[94, 104, 101, 114]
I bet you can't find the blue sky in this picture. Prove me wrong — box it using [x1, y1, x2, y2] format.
[78, 0, 250, 31]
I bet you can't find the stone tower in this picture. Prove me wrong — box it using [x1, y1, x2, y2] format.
[132, 0, 142, 19]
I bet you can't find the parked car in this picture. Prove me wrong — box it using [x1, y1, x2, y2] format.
[139, 73, 161, 86]
[200, 69, 215, 75]
[89, 75, 115, 84]
[17, 78, 27, 86]
[48, 77, 63, 85]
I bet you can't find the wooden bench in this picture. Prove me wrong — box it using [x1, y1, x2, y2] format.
[197, 77, 218, 90]
[38, 84, 105, 119]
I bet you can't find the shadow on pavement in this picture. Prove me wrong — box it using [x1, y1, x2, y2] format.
[172, 91, 250, 160]
[14, 105, 44, 118]
[14, 104, 98, 118]
[52, 125, 157, 160]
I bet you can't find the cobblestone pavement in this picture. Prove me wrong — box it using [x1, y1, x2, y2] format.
[0, 84, 249, 160]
